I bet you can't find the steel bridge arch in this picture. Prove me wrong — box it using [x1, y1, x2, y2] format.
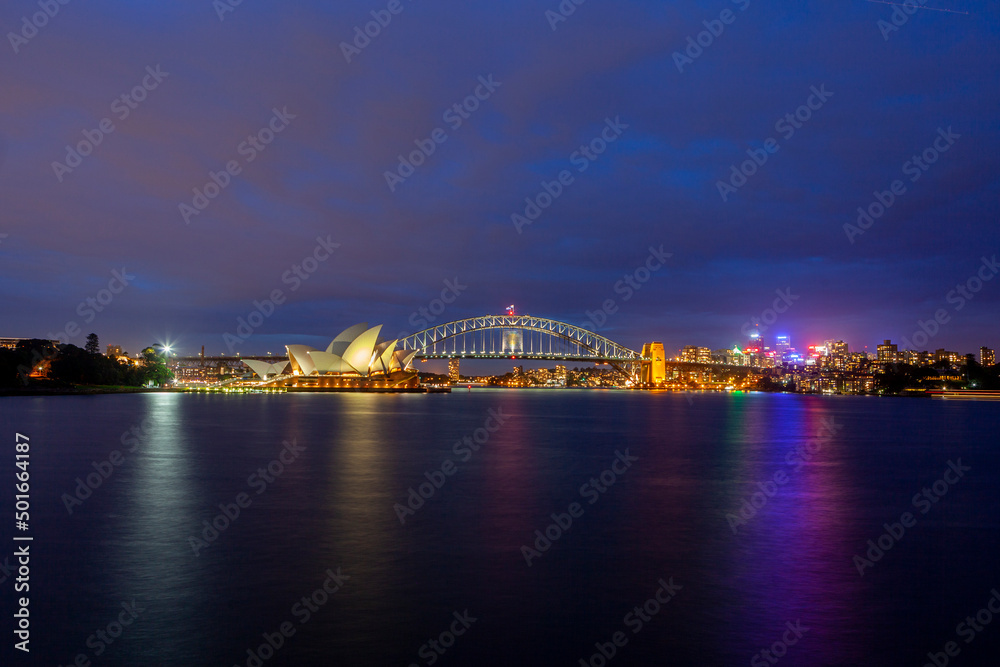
[395, 315, 645, 379]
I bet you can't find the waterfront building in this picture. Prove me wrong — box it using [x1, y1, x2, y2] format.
[0, 337, 59, 350]
[678, 345, 712, 365]
[876, 340, 898, 364]
[243, 359, 290, 379]
[845, 352, 870, 372]
[934, 349, 960, 364]
[711, 348, 734, 365]
[448, 358, 461, 382]
[0, 337, 26, 350]
[800, 370, 875, 394]
[528, 368, 552, 384]
[981, 347, 995, 366]
[284, 323, 417, 377]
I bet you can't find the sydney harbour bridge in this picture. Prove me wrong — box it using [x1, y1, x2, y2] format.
[178, 314, 752, 385]
[395, 315, 649, 380]
[393, 314, 750, 385]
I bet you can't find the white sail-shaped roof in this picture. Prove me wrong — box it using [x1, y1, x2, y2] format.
[284, 325, 416, 378]
[393, 349, 418, 370]
[341, 325, 382, 376]
[326, 322, 369, 355]
[286, 345, 318, 376]
[243, 359, 288, 378]
[374, 340, 397, 374]
[307, 351, 359, 374]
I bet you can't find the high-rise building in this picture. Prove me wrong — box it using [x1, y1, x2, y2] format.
[831, 340, 849, 356]
[980, 347, 995, 367]
[876, 340, 898, 364]
[847, 352, 870, 371]
[679, 346, 711, 364]
[106, 344, 123, 356]
[448, 358, 460, 382]
[775, 335, 791, 356]
[934, 349, 959, 364]
[712, 349, 734, 365]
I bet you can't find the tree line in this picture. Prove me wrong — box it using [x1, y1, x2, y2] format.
[0, 337, 173, 389]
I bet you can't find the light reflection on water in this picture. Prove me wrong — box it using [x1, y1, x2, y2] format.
[1, 391, 998, 666]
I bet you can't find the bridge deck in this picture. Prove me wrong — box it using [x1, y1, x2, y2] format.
[417, 352, 643, 362]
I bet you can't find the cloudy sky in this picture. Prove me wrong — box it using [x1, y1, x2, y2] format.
[1, 0, 997, 360]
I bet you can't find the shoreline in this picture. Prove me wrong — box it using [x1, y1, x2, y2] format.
[0, 385, 171, 397]
[0, 385, 958, 398]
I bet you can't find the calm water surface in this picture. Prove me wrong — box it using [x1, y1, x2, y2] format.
[1, 390, 998, 666]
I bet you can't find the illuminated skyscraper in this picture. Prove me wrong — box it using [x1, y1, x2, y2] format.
[980, 347, 995, 367]
[876, 340, 898, 364]
[775, 335, 791, 356]
[448, 358, 460, 382]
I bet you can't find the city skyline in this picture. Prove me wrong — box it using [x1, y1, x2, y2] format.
[1, 2, 997, 360]
[6, 318, 994, 362]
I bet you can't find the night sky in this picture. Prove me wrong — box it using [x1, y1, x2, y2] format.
[2, 0, 997, 360]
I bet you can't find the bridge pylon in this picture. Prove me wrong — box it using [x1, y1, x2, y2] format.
[640, 342, 666, 385]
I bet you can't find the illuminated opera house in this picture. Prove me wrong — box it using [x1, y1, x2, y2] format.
[251, 323, 421, 391]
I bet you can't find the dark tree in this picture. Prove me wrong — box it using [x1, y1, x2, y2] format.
[0, 339, 159, 389]
[137, 346, 174, 386]
[10, 339, 59, 384]
[876, 364, 938, 394]
[85, 333, 100, 355]
[754, 375, 790, 392]
[964, 356, 1000, 389]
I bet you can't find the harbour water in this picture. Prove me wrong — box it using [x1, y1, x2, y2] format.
[1, 390, 998, 666]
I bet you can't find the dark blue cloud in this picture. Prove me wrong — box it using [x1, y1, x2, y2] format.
[0, 0, 996, 360]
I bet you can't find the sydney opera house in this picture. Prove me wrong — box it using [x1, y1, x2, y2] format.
[246, 323, 422, 392]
